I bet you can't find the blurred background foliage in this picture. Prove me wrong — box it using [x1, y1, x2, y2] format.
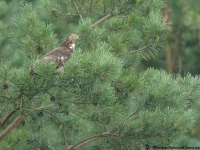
[144, 0, 200, 76]
[0, 0, 200, 147]
[144, 0, 200, 146]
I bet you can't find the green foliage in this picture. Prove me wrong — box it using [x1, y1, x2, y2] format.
[12, 3, 58, 57]
[143, 1, 200, 145]
[0, 0, 200, 150]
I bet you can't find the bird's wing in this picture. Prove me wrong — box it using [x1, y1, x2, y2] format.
[44, 47, 72, 58]
[42, 47, 73, 65]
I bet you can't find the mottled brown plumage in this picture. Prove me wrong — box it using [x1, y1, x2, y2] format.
[30, 34, 79, 75]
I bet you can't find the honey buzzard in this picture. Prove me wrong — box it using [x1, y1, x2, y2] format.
[30, 34, 79, 75]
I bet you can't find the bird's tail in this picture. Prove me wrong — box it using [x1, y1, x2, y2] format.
[29, 64, 37, 76]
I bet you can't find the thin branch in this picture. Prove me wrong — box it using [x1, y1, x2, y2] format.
[90, 4, 134, 29]
[0, 95, 10, 100]
[80, 79, 95, 88]
[73, 0, 83, 22]
[70, 110, 89, 121]
[131, 116, 140, 120]
[45, 112, 69, 148]
[101, 63, 114, 78]
[66, 101, 96, 105]
[0, 106, 20, 128]
[88, 0, 93, 17]
[126, 44, 153, 54]
[128, 104, 146, 119]
[0, 92, 23, 128]
[29, 104, 56, 111]
[57, 12, 78, 17]
[45, 111, 62, 125]
[0, 114, 26, 141]
[45, 111, 69, 148]
[90, 10, 117, 29]
[62, 125, 68, 149]
[67, 132, 119, 150]
[187, 87, 197, 96]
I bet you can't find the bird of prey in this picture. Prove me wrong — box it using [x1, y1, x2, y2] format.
[30, 34, 79, 75]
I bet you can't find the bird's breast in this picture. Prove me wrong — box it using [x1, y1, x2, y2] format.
[70, 43, 75, 49]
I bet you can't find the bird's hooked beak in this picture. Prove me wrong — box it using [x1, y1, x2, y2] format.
[76, 35, 80, 40]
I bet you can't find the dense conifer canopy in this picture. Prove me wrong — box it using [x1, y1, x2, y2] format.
[0, 0, 199, 149]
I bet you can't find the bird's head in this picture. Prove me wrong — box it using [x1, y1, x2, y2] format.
[69, 34, 79, 43]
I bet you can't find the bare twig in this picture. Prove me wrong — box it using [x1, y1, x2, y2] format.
[88, 0, 94, 17]
[0, 106, 20, 128]
[56, 11, 78, 17]
[90, 5, 134, 29]
[73, 0, 83, 22]
[62, 126, 68, 149]
[66, 101, 95, 104]
[0, 114, 26, 141]
[126, 44, 153, 54]
[90, 11, 116, 28]
[67, 132, 119, 150]
[29, 104, 56, 111]
[187, 87, 197, 96]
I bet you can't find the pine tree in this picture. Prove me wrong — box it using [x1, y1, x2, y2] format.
[0, 0, 199, 149]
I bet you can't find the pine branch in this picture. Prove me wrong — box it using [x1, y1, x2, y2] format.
[67, 101, 95, 104]
[0, 95, 10, 100]
[73, 0, 83, 22]
[101, 63, 114, 78]
[62, 125, 68, 149]
[70, 110, 89, 120]
[88, 0, 93, 17]
[128, 104, 146, 119]
[90, 11, 116, 29]
[0, 106, 20, 128]
[67, 132, 119, 150]
[90, 4, 134, 28]
[0, 114, 26, 141]
[45, 111, 69, 148]
[29, 104, 56, 111]
[187, 87, 197, 95]
[80, 79, 95, 88]
[126, 44, 153, 54]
